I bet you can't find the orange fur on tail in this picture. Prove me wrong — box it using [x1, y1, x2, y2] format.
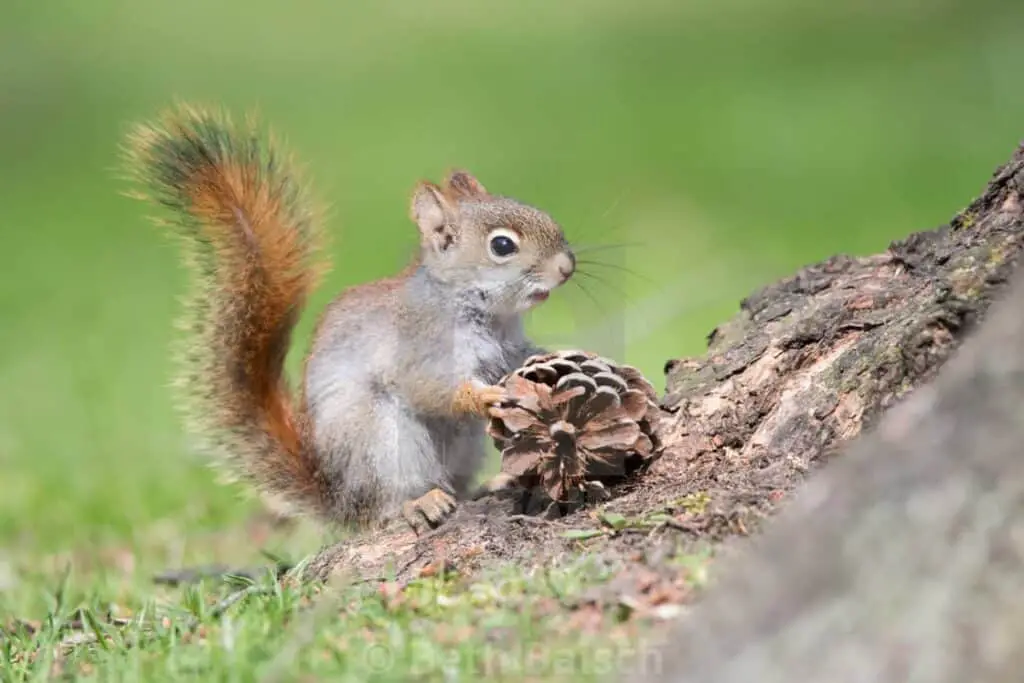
[123, 104, 333, 519]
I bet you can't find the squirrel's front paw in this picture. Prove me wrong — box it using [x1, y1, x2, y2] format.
[453, 380, 509, 418]
[401, 488, 457, 535]
[476, 385, 509, 418]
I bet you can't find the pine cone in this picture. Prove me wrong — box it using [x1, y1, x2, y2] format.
[487, 350, 664, 504]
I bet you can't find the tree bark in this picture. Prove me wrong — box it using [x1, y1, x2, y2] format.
[651, 144, 1024, 536]
[305, 144, 1024, 603]
[633, 171, 1024, 683]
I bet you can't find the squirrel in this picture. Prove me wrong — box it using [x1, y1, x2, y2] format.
[123, 104, 575, 534]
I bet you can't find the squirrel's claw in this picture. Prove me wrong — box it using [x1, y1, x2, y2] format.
[402, 487, 457, 534]
[453, 380, 509, 418]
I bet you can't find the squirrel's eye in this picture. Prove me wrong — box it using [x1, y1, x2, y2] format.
[488, 230, 520, 261]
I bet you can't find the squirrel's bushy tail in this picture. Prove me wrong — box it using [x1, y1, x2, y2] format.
[124, 104, 333, 520]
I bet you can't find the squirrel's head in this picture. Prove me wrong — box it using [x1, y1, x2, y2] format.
[409, 170, 574, 315]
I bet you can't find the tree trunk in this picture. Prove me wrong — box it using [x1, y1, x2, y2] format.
[305, 144, 1024, 602]
[633, 161, 1024, 683]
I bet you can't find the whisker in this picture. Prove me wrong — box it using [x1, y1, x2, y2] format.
[575, 258, 656, 286]
[569, 277, 608, 314]
[596, 193, 624, 221]
[573, 269, 629, 299]
[574, 269, 613, 288]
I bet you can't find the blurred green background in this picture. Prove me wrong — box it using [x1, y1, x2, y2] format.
[3, 0, 1023, 556]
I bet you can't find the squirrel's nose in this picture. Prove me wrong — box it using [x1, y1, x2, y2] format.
[556, 250, 576, 282]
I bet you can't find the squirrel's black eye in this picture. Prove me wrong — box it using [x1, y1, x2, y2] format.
[489, 233, 519, 259]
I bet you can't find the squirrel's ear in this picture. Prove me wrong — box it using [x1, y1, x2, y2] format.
[444, 170, 488, 200]
[410, 181, 459, 252]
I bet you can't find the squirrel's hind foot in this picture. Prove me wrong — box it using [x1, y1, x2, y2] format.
[401, 487, 457, 535]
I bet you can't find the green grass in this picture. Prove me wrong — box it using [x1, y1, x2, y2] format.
[2, 0, 1024, 679]
[1, 549, 709, 681]
[0, 515, 712, 681]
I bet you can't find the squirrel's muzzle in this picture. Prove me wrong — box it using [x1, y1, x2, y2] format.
[553, 250, 575, 284]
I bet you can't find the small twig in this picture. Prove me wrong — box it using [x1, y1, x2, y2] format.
[153, 562, 292, 586]
[205, 585, 272, 622]
[348, 574, 388, 586]
[661, 517, 706, 535]
[153, 565, 237, 586]
[395, 550, 428, 580]
[506, 514, 556, 526]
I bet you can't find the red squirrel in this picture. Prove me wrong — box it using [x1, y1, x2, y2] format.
[124, 104, 575, 534]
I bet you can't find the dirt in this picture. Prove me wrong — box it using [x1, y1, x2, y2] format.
[304, 143, 1024, 592]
